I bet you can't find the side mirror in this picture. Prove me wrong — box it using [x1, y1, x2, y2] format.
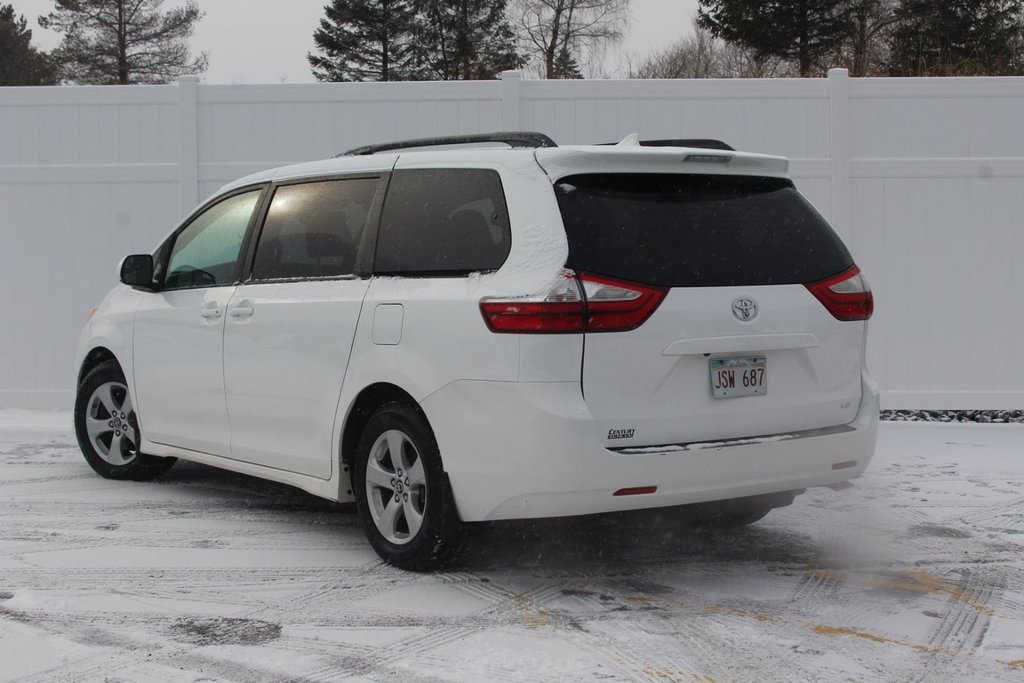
[119, 254, 155, 290]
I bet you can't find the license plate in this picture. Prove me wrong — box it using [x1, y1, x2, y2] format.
[710, 356, 766, 398]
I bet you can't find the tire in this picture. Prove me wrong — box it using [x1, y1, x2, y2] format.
[74, 360, 176, 481]
[352, 402, 461, 571]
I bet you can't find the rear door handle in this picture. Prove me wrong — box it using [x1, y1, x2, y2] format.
[200, 304, 223, 320]
[229, 300, 255, 319]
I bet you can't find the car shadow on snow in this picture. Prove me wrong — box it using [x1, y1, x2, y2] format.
[454, 512, 826, 573]
[153, 462, 824, 572]
[155, 460, 351, 513]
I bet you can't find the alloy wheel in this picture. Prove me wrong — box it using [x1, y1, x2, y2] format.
[84, 381, 137, 465]
[364, 429, 427, 545]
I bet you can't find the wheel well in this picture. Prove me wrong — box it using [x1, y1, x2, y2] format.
[341, 383, 423, 473]
[78, 347, 119, 388]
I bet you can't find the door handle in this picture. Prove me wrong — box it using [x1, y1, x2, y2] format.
[229, 300, 255, 319]
[199, 304, 223, 320]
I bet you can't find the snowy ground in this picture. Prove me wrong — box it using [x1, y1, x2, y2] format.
[1, 412, 1022, 682]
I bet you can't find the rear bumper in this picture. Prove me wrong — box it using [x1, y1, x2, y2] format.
[421, 372, 879, 522]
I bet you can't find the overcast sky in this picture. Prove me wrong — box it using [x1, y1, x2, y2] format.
[15, 0, 699, 83]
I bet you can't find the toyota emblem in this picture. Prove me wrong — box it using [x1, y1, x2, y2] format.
[732, 297, 758, 321]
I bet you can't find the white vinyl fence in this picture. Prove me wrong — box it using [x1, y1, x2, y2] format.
[1, 70, 1022, 410]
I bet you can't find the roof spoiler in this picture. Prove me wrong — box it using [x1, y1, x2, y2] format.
[598, 136, 735, 151]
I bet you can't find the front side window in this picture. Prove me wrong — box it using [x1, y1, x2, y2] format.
[165, 190, 261, 289]
[250, 178, 378, 281]
[375, 169, 511, 276]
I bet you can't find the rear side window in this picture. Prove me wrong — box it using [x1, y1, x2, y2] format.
[555, 174, 853, 288]
[251, 178, 378, 280]
[375, 169, 511, 276]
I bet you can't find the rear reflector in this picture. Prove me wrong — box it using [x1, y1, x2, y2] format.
[480, 271, 667, 334]
[805, 265, 873, 321]
[832, 460, 858, 471]
[613, 486, 658, 496]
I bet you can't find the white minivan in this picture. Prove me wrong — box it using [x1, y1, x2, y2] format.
[75, 133, 878, 569]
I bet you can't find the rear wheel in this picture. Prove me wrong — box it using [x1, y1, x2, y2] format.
[74, 360, 176, 481]
[352, 403, 461, 570]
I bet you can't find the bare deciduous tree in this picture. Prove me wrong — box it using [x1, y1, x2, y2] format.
[40, 0, 207, 85]
[630, 17, 794, 79]
[514, 0, 630, 78]
[837, 0, 897, 76]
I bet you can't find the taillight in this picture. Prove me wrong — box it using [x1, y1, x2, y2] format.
[480, 271, 667, 334]
[805, 265, 873, 321]
[480, 273, 585, 333]
[577, 273, 668, 332]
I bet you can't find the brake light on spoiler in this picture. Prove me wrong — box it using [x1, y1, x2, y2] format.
[805, 265, 874, 321]
[480, 271, 667, 334]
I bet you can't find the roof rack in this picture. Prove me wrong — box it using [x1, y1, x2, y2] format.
[598, 138, 735, 151]
[342, 132, 558, 157]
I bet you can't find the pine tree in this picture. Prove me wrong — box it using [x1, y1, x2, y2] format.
[309, 0, 422, 82]
[0, 4, 58, 85]
[418, 0, 522, 80]
[888, 0, 1024, 76]
[698, 0, 853, 77]
[39, 0, 207, 85]
[551, 46, 583, 78]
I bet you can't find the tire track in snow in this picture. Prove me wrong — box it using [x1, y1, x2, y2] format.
[274, 578, 555, 681]
[959, 496, 1024, 531]
[566, 620, 711, 683]
[790, 569, 847, 609]
[910, 568, 1000, 682]
[286, 625, 477, 682]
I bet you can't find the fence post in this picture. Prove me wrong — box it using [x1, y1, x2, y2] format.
[501, 70, 522, 130]
[828, 68, 851, 243]
[178, 75, 200, 212]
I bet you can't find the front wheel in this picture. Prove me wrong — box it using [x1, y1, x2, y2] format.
[74, 360, 176, 481]
[352, 403, 461, 570]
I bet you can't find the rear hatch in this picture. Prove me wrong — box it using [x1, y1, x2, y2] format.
[548, 167, 870, 448]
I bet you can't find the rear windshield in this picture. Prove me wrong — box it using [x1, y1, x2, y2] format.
[555, 174, 853, 287]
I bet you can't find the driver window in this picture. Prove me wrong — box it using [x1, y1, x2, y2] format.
[165, 190, 261, 289]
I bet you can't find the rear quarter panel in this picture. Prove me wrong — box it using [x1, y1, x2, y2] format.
[331, 152, 577, 493]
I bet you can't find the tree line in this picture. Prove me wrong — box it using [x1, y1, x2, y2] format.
[641, 0, 1024, 78]
[2, 0, 1023, 86]
[304, 0, 633, 82]
[1, 0, 206, 85]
